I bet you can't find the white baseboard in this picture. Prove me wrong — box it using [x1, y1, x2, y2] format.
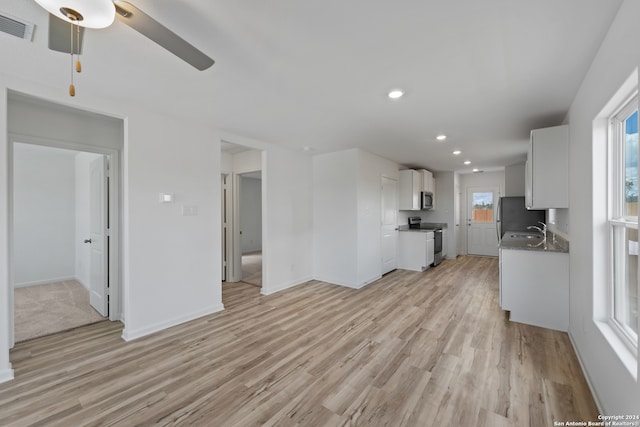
[357, 274, 381, 289]
[0, 367, 14, 384]
[121, 303, 225, 342]
[14, 276, 76, 288]
[74, 277, 89, 291]
[261, 276, 312, 295]
[312, 274, 358, 289]
[311, 274, 380, 290]
[568, 331, 604, 414]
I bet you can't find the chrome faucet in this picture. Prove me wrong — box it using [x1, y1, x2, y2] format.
[527, 221, 547, 238]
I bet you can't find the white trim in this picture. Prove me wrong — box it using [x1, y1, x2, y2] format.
[568, 331, 604, 414]
[14, 276, 76, 288]
[308, 274, 381, 291]
[358, 274, 383, 289]
[121, 303, 224, 342]
[606, 89, 639, 357]
[261, 276, 312, 295]
[0, 368, 14, 384]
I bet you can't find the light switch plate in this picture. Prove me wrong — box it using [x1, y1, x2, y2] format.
[159, 193, 173, 203]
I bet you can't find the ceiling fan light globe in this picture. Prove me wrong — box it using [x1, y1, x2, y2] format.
[33, 0, 115, 28]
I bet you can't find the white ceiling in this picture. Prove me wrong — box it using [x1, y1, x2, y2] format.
[1, 0, 624, 172]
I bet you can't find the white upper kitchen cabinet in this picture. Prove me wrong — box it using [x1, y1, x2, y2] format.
[399, 169, 421, 210]
[525, 125, 569, 209]
[418, 169, 434, 194]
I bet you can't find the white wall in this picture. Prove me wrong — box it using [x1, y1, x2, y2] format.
[313, 148, 399, 288]
[8, 92, 124, 150]
[565, 0, 639, 413]
[122, 110, 223, 340]
[75, 152, 103, 288]
[313, 149, 358, 286]
[262, 147, 313, 294]
[356, 150, 399, 285]
[233, 150, 262, 173]
[504, 163, 525, 197]
[12, 144, 76, 287]
[221, 151, 233, 174]
[239, 176, 262, 253]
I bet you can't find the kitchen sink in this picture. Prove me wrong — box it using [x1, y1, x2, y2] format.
[508, 234, 542, 239]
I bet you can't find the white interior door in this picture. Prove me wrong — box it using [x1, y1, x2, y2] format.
[381, 176, 398, 274]
[88, 156, 108, 316]
[467, 186, 499, 257]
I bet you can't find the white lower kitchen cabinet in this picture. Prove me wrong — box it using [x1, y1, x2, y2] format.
[398, 231, 434, 271]
[500, 248, 569, 331]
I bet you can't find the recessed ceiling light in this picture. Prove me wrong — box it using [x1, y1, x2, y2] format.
[388, 89, 404, 99]
[436, 134, 447, 141]
[464, 160, 471, 165]
[472, 168, 479, 172]
[452, 150, 461, 155]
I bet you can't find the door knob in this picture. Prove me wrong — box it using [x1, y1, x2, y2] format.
[84, 239, 92, 244]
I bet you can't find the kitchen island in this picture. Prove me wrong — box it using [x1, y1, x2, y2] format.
[499, 231, 569, 331]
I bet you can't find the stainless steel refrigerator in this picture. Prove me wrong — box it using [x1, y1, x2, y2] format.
[496, 196, 545, 239]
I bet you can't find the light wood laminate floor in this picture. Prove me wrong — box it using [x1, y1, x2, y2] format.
[0, 256, 597, 426]
[241, 251, 262, 288]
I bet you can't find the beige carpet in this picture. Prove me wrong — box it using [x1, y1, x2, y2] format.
[241, 251, 262, 287]
[14, 280, 106, 343]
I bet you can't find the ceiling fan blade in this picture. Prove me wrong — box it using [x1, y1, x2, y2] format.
[113, 0, 214, 71]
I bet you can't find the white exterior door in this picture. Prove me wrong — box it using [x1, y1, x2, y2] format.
[467, 186, 499, 257]
[88, 156, 108, 316]
[381, 176, 398, 274]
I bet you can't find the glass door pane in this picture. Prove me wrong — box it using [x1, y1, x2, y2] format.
[471, 191, 494, 223]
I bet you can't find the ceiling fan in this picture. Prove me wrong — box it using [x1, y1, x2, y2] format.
[33, 0, 215, 95]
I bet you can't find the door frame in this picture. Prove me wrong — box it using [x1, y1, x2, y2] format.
[221, 173, 230, 282]
[228, 170, 263, 283]
[7, 133, 122, 348]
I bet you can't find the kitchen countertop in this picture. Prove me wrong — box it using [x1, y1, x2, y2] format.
[398, 222, 448, 232]
[499, 230, 569, 253]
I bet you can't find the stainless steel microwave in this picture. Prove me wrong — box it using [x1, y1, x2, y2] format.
[421, 191, 434, 210]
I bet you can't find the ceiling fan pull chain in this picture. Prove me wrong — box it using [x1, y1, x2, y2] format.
[75, 23, 82, 73]
[69, 20, 75, 96]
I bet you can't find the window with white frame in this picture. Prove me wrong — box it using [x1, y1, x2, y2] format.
[609, 93, 639, 354]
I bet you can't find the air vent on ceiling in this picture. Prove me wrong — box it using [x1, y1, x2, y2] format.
[0, 12, 35, 41]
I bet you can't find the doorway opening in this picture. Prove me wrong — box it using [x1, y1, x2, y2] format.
[239, 171, 262, 287]
[9, 141, 121, 345]
[220, 141, 264, 307]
